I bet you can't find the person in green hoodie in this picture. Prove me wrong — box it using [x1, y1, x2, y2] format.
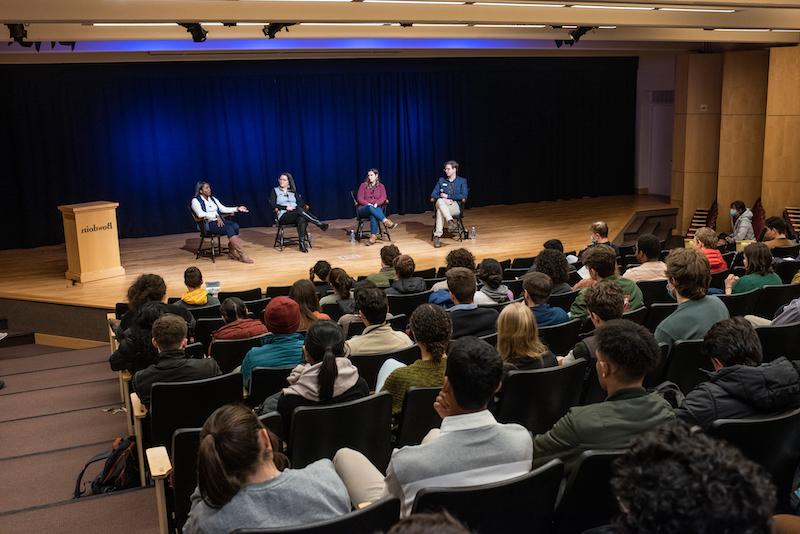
[569, 245, 643, 320]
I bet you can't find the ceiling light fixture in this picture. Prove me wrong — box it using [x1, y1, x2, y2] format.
[772, 29, 800, 33]
[363, 0, 466, 4]
[179, 23, 208, 42]
[658, 7, 735, 13]
[473, 2, 566, 6]
[300, 22, 400, 25]
[92, 22, 179, 27]
[711, 28, 770, 32]
[597, 25, 616, 29]
[413, 23, 470, 26]
[571, 4, 654, 10]
[474, 23, 547, 27]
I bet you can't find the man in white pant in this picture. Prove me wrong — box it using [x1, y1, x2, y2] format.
[430, 160, 469, 248]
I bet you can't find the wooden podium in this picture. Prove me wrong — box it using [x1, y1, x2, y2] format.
[58, 201, 126, 283]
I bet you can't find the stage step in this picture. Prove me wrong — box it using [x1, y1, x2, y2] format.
[0, 330, 36, 348]
[617, 207, 678, 247]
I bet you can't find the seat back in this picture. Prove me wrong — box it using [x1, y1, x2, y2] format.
[504, 279, 524, 298]
[265, 285, 293, 298]
[321, 302, 345, 322]
[233, 496, 401, 534]
[425, 277, 446, 290]
[243, 297, 270, 319]
[502, 267, 528, 280]
[621, 306, 647, 325]
[387, 290, 432, 318]
[539, 319, 582, 356]
[115, 302, 129, 320]
[479, 332, 498, 347]
[349, 345, 422, 391]
[412, 459, 564, 533]
[210, 334, 269, 374]
[194, 317, 225, 352]
[663, 339, 712, 394]
[714, 289, 760, 317]
[710, 407, 800, 513]
[290, 392, 393, 471]
[187, 304, 221, 320]
[756, 322, 800, 362]
[498, 359, 589, 434]
[249, 366, 295, 407]
[185, 342, 205, 359]
[218, 288, 262, 302]
[413, 267, 436, 279]
[396, 387, 442, 447]
[511, 256, 536, 269]
[754, 283, 800, 319]
[775, 260, 800, 284]
[772, 244, 800, 258]
[637, 279, 673, 307]
[644, 302, 679, 333]
[150, 372, 243, 447]
[549, 290, 580, 312]
[554, 450, 624, 534]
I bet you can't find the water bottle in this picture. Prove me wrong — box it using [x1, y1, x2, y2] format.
[350, 230, 356, 244]
[470, 226, 477, 240]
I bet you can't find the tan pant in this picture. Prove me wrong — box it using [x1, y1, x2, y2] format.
[744, 314, 772, 327]
[332, 448, 387, 508]
[433, 198, 461, 238]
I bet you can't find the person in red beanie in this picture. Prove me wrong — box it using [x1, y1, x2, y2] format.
[240, 296, 304, 389]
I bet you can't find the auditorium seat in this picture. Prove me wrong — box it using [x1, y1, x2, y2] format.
[772, 244, 800, 258]
[637, 280, 673, 307]
[714, 289, 759, 317]
[644, 302, 678, 333]
[753, 283, 800, 319]
[539, 319, 582, 356]
[194, 317, 225, 352]
[479, 332, 497, 347]
[248, 366, 295, 407]
[386, 290, 432, 318]
[346, 314, 407, 339]
[219, 288, 262, 302]
[412, 267, 436, 279]
[209, 334, 269, 374]
[396, 387, 442, 447]
[510, 256, 536, 269]
[243, 297, 270, 319]
[774, 260, 800, 284]
[756, 322, 800, 362]
[621, 306, 647, 325]
[186, 304, 222, 320]
[663, 339, 712, 394]
[502, 267, 528, 280]
[425, 277, 446, 290]
[321, 302, 345, 322]
[549, 290, 580, 312]
[709, 269, 730, 290]
[265, 285, 293, 298]
[349, 344, 421, 391]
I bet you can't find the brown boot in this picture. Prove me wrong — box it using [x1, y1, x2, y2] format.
[230, 238, 255, 264]
[383, 218, 397, 229]
[228, 244, 241, 261]
[366, 234, 378, 246]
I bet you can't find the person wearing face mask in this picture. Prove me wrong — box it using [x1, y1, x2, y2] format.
[726, 200, 755, 243]
[356, 168, 397, 246]
[579, 221, 619, 258]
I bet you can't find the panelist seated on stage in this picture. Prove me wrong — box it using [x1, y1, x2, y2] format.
[430, 160, 468, 249]
[191, 180, 254, 263]
[269, 172, 329, 254]
[356, 168, 397, 246]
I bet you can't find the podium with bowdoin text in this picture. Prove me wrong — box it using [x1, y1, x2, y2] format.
[58, 201, 126, 283]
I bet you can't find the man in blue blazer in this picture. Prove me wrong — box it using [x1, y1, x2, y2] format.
[430, 160, 468, 248]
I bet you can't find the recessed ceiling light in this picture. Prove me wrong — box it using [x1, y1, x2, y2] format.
[364, 0, 466, 4]
[572, 4, 654, 10]
[300, 22, 401, 25]
[92, 23, 179, 27]
[772, 29, 800, 33]
[597, 25, 616, 29]
[473, 2, 566, 6]
[413, 23, 470, 26]
[199, 22, 225, 26]
[711, 28, 770, 32]
[474, 23, 547, 27]
[658, 7, 735, 13]
[561, 25, 577, 28]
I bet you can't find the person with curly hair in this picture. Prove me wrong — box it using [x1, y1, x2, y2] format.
[117, 273, 195, 335]
[528, 248, 573, 295]
[725, 242, 782, 295]
[430, 248, 476, 293]
[533, 320, 675, 466]
[378, 304, 452, 415]
[605, 420, 775, 534]
[474, 258, 514, 305]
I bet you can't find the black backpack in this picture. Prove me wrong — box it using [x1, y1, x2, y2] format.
[74, 436, 140, 498]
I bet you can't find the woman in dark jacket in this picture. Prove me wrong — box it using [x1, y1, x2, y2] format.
[109, 301, 165, 374]
[269, 172, 329, 253]
[385, 255, 426, 296]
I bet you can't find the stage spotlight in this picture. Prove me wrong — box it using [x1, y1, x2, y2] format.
[6, 24, 33, 47]
[179, 23, 208, 42]
[569, 26, 591, 43]
[554, 39, 564, 48]
[262, 23, 295, 39]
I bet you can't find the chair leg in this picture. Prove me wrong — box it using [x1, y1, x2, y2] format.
[196, 236, 204, 260]
[355, 220, 364, 241]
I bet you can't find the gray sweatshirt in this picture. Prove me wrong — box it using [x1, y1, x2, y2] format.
[182, 459, 351, 534]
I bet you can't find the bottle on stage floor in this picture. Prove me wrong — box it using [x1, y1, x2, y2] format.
[470, 226, 477, 240]
[350, 230, 356, 244]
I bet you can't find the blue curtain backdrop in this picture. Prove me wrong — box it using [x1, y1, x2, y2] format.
[0, 57, 637, 250]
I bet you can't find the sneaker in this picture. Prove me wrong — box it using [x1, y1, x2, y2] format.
[447, 219, 459, 234]
[433, 236, 442, 248]
[320, 222, 329, 232]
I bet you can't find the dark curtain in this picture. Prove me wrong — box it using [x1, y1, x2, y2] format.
[0, 57, 637, 249]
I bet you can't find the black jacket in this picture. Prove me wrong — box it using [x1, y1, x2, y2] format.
[676, 357, 800, 429]
[385, 277, 427, 296]
[118, 303, 196, 335]
[109, 325, 158, 374]
[132, 349, 222, 406]
[449, 306, 499, 339]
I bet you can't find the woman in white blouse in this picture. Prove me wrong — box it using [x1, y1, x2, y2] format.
[191, 181, 254, 263]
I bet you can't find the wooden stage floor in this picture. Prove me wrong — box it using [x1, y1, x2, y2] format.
[0, 195, 673, 310]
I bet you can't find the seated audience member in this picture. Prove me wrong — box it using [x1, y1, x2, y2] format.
[604, 421, 775, 534]
[333, 337, 532, 515]
[380, 304, 450, 416]
[563, 281, 624, 364]
[533, 320, 675, 465]
[118, 273, 195, 333]
[763, 216, 796, 250]
[133, 314, 221, 405]
[175, 266, 219, 308]
[579, 221, 619, 257]
[240, 297, 305, 388]
[337, 280, 393, 337]
[570, 246, 643, 320]
[521, 272, 569, 327]
[692, 227, 728, 274]
[542, 238, 579, 265]
[474, 258, 514, 305]
[387, 512, 469, 534]
[430, 248, 476, 293]
[319, 268, 355, 314]
[211, 298, 268, 341]
[366, 244, 401, 288]
[622, 233, 667, 283]
[676, 317, 800, 429]
[497, 302, 556, 375]
[109, 301, 166, 374]
[728, 199, 756, 242]
[747, 295, 800, 327]
[528, 248, 573, 295]
[445, 267, 499, 338]
[345, 287, 413, 356]
[289, 279, 331, 331]
[725, 242, 782, 295]
[385, 255, 426, 296]
[276, 321, 369, 435]
[182, 404, 350, 534]
[309, 260, 333, 297]
[655, 248, 729, 347]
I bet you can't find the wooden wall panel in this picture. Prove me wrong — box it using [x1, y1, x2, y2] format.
[766, 46, 800, 117]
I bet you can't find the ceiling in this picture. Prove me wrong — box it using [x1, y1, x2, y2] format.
[2, 0, 799, 61]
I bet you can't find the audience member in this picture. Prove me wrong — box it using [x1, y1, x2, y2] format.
[366, 244, 401, 288]
[380, 304, 450, 416]
[309, 260, 333, 297]
[430, 248, 476, 293]
[289, 279, 331, 331]
[497, 302, 556, 373]
[132, 314, 221, 405]
[211, 297, 268, 341]
[175, 266, 219, 308]
[345, 287, 413, 356]
[579, 221, 619, 257]
[337, 280, 393, 337]
[692, 227, 728, 273]
[533, 320, 675, 465]
[607, 421, 775, 534]
[387, 512, 470, 534]
[728, 199, 756, 242]
[747, 295, 800, 327]
[386, 255, 426, 295]
[676, 317, 800, 429]
[569, 246, 643, 320]
[622, 233, 667, 283]
[563, 281, 624, 364]
[543, 238, 579, 265]
[334, 337, 532, 515]
[240, 297, 304, 388]
[183, 404, 349, 533]
[655, 248, 729, 346]
[763, 216, 796, 250]
[118, 273, 195, 333]
[276, 321, 369, 435]
[521, 272, 569, 326]
[474, 258, 514, 305]
[528, 248, 573, 295]
[319, 268, 355, 314]
[725, 242, 782, 295]
[445, 267, 499, 338]
[109, 301, 166, 374]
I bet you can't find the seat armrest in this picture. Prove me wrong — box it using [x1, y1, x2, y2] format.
[131, 392, 148, 418]
[146, 446, 173, 479]
[120, 370, 132, 382]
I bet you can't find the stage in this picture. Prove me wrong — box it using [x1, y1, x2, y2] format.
[0, 195, 673, 342]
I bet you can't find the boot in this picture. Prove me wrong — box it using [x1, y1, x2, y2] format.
[383, 218, 397, 229]
[366, 234, 378, 246]
[228, 242, 241, 262]
[230, 238, 254, 263]
[299, 239, 309, 253]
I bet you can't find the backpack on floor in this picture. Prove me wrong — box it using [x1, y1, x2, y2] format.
[74, 436, 139, 498]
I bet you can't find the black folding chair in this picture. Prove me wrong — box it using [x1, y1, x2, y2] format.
[396, 387, 442, 447]
[549, 290, 580, 312]
[387, 291, 432, 318]
[663, 339, 712, 394]
[554, 450, 624, 534]
[539, 319, 582, 356]
[351, 190, 391, 242]
[644, 302, 679, 333]
[190, 205, 229, 262]
[756, 322, 800, 362]
[753, 284, 800, 319]
[249, 366, 295, 407]
[637, 279, 673, 307]
[714, 289, 760, 317]
[209, 334, 269, 374]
